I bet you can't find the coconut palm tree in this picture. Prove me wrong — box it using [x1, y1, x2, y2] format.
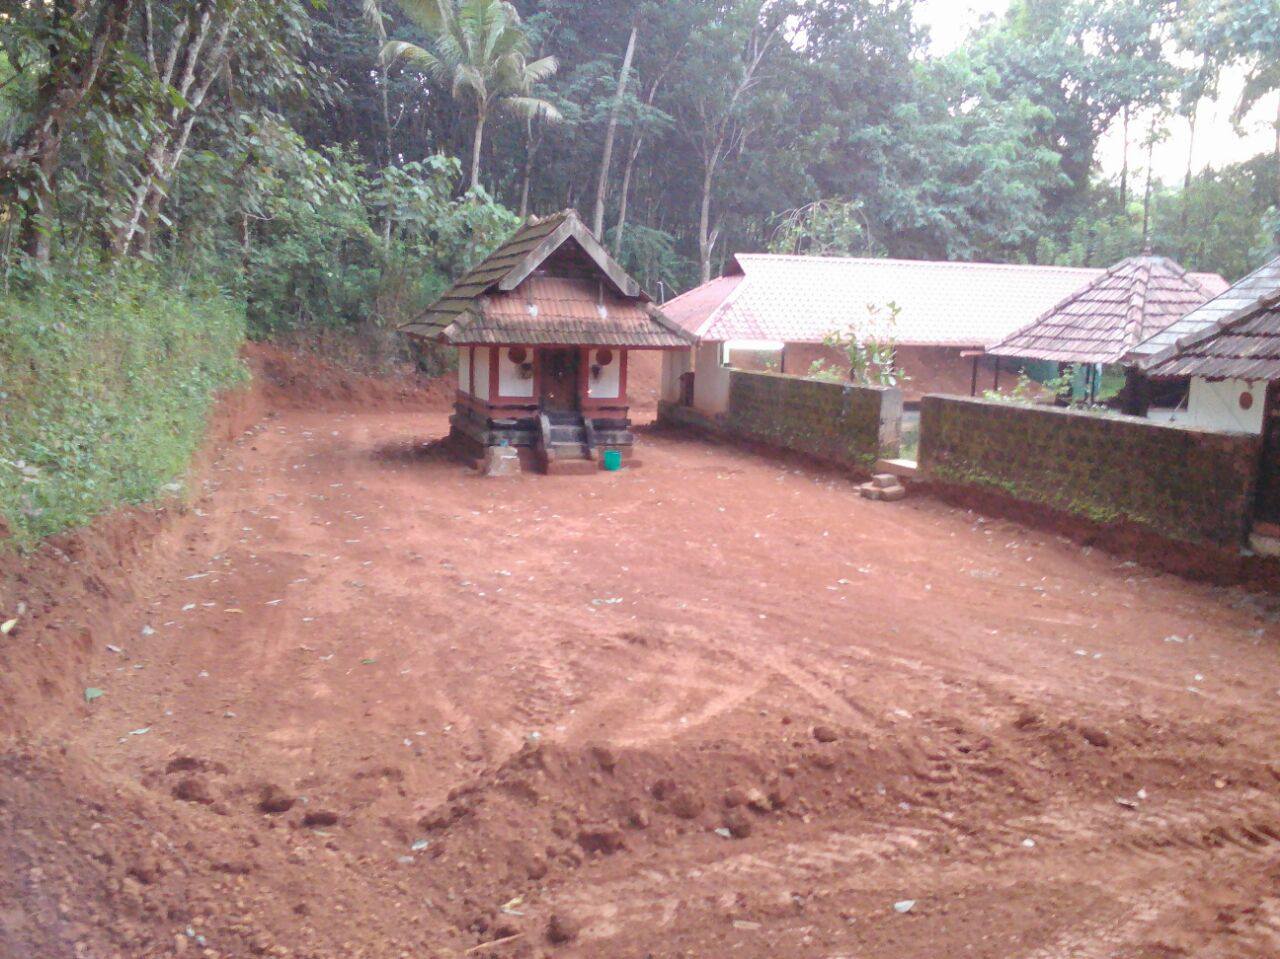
[382, 0, 560, 191]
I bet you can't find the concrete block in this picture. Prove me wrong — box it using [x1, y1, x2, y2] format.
[879, 484, 907, 502]
[479, 445, 521, 478]
[872, 473, 899, 489]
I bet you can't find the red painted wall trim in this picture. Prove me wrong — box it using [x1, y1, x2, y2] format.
[577, 347, 591, 409]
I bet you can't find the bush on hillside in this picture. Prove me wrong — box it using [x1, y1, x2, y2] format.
[0, 269, 246, 546]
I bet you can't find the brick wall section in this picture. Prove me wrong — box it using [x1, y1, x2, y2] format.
[723, 370, 902, 470]
[918, 395, 1261, 547]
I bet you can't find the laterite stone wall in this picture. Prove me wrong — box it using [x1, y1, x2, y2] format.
[918, 395, 1261, 547]
[723, 370, 902, 470]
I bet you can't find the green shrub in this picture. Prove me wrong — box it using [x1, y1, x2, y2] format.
[0, 268, 246, 547]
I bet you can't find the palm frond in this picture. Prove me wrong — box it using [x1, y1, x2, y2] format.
[501, 95, 562, 123]
[453, 63, 487, 101]
[433, 31, 470, 71]
[522, 55, 558, 86]
[380, 39, 446, 81]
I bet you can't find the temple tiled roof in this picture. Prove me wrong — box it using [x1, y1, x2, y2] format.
[401, 210, 692, 349]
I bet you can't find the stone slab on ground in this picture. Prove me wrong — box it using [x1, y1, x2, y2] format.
[479, 445, 521, 477]
[874, 458, 919, 479]
[859, 480, 907, 502]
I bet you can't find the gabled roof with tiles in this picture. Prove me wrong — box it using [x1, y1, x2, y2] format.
[1144, 287, 1280, 381]
[401, 210, 693, 348]
[1129, 254, 1280, 364]
[987, 254, 1227, 365]
[662, 253, 1154, 348]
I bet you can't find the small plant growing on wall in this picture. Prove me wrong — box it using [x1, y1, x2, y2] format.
[982, 372, 1041, 404]
[808, 302, 909, 388]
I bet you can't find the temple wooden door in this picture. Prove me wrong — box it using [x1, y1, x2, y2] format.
[1256, 383, 1280, 529]
[540, 348, 580, 412]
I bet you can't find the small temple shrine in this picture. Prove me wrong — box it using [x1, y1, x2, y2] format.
[402, 210, 693, 472]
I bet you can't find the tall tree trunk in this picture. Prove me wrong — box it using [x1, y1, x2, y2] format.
[518, 121, 542, 219]
[469, 107, 487, 191]
[113, 0, 229, 256]
[611, 68, 670, 257]
[1142, 115, 1157, 247]
[698, 161, 717, 285]
[1274, 94, 1280, 207]
[135, 74, 218, 253]
[1119, 104, 1130, 208]
[376, 54, 394, 246]
[6, 0, 139, 264]
[592, 24, 637, 239]
[20, 148, 59, 264]
[1180, 107, 1198, 234]
[613, 134, 642, 257]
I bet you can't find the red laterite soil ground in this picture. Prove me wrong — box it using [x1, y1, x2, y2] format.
[4, 347, 1280, 959]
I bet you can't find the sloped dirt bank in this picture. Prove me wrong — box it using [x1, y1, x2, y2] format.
[0, 380, 264, 743]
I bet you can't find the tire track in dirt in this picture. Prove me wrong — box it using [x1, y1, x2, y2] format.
[540, 787, 1280, 955]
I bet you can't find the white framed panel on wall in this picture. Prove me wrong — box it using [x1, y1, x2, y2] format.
[498, 346, 535, 398]
[1187, 377, 1266, 434]
[587, 348, 622, 399]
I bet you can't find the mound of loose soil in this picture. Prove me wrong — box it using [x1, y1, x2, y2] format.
[246, 342, 455, 412]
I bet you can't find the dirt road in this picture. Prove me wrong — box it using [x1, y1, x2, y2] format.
[5, 388, 1280, 958]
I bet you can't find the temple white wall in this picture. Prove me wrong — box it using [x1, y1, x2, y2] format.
[497, 347, 534, 398]
[588, 348, 622, 399]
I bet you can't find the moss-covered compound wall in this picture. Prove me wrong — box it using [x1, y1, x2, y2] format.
[918, 395, 1261, 547]
[723, 370, 902, 470]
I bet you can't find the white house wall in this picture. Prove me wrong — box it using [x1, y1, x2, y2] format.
[497, 347, 534, 398]
[1185, 377, 1266, 434]
[693, 341, 732, 415]
[661, 349, 692, 402]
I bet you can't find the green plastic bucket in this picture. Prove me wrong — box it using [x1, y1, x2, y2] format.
[603, 449, 623, 471]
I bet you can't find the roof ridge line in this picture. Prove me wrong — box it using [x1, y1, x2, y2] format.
[1125, 260, 1152, 346]
[988, 257, 1133, 358]
[734, 252, 1101, 273]
[695, 270, 753, 340]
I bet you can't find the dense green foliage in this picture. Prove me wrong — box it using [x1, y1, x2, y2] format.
[0, 0, 516, 338]
[2, 0, 1280, 542]
[0, 270, 246, 545]
[3, 0, 1279, 294]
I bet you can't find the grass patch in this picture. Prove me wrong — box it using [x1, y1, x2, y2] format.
[1, 268, 246, 547]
